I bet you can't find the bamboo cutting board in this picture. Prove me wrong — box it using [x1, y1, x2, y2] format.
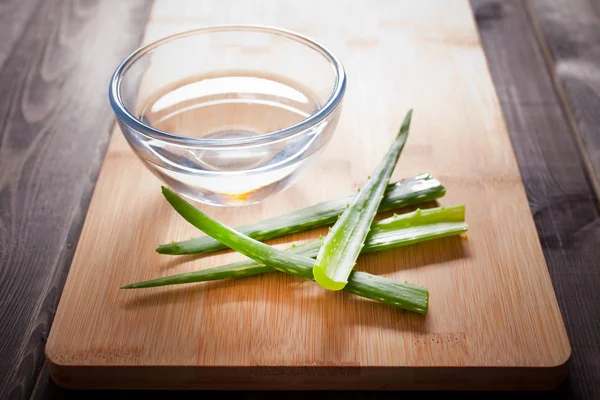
[46, 0, 570, 390]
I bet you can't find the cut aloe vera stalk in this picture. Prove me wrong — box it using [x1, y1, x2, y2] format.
[156, 172, 445, 255]
[313, 110, 412, 290]
[123, 205, 467, 289]
[146, 187, 430, 314]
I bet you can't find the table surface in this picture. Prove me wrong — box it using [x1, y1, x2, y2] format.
[0, 0, 598, 399]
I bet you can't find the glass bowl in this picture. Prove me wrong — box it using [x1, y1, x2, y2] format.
[109, 25, 346, 206]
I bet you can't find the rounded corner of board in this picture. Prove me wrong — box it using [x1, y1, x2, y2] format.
[547, 347, 572, 386]
[45, 348, 78, 390]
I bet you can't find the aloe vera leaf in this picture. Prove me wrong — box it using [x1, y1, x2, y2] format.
[156, 173, 445, 255]
[313, 110, 412, 290]
[123, 205, 467, 289]
[147, 187, 429, 314]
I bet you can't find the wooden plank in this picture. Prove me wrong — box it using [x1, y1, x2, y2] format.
[45, 0, 569, 390]
[0, 0, 41, 69]
[0, 0, 152, 398]
[473, 1, 600, 399]
[528, 0, 600, 198]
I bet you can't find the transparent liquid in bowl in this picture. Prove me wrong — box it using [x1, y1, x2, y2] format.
[139, 71, 323, 206]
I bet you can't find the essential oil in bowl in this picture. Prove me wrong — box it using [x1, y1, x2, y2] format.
[137, 70, 334, 206]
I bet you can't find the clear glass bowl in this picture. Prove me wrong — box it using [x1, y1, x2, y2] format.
[109, 25, 346, 206]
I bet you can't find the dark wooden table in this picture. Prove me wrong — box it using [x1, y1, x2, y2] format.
[0, 0, 598, 399]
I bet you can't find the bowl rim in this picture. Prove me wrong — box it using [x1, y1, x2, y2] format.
[109, 24, 346, 148]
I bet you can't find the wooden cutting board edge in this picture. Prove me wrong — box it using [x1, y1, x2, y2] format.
[47, 364, 568, 391]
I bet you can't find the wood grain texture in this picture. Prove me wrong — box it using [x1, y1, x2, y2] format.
[0, 0, 152, 398]
[0, 0, 41, 69]
[528, 0, 600, 198]
[44, 0, 570, 390]
[473, 1, 600, 399]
